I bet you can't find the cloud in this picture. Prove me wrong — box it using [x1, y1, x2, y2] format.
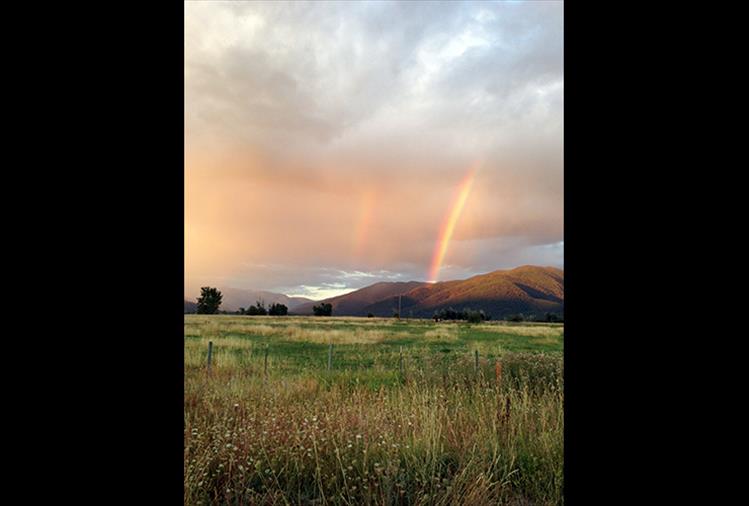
[285, 285, 359, 300]
[185, 1, 563, 296]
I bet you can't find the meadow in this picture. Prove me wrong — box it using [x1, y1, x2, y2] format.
[184, 316, 564, 505]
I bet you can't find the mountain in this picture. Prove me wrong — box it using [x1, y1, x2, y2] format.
[294, 266, 563, 319]
[185, 288, 314, 313]
[292, 281, 428, 315]
[184, 300, 197, 313]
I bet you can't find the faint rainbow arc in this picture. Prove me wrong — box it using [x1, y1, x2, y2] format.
[427, 163, 479, 283]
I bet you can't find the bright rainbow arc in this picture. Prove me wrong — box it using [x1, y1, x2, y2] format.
[427, 163, 479, 283]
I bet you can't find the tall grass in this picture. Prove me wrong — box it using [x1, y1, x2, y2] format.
[185, 316, 563, 505]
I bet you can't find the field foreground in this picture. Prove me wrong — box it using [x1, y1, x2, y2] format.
[185, 316, 563, 505]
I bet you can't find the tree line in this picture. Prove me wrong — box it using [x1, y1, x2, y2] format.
[432, 307, 489, 323]
[191, 287, 331, 316]
[190, 286, 562, 322]
[505, 312, 563, 323]
[239, 300, 288, 316]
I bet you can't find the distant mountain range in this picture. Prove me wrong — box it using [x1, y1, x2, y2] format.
[184, 287, 313, 313]
[292, 265, 563, 319]
[185, 266, 563, 319]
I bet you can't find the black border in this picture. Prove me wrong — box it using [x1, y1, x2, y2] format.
[55, 1, 187, 502]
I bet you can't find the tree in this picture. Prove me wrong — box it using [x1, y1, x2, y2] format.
[434, 307, 487, 322]
[239, 307, 245, 315]
[268, 303, 288, 316]
[435, 307, 460, 320]
[313, 302, 332, 316]
[196, 287, 222, 314]
[545, 312, 562, 322]
[465, 309, 483, 324]
[247, 300, 267, 316]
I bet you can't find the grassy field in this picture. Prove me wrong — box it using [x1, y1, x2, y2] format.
[184, 316, 564, 505]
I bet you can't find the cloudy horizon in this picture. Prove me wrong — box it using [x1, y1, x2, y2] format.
[185, 0, 563, 301]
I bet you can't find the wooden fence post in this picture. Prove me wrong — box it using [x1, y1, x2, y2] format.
[264, 345, 269, 378]
[207, 341, 213, 371]
[495, 359, 502, 387]
[399, 346, 404, 375]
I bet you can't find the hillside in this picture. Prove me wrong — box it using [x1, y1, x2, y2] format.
[297, 266, 563, 319]
[292, 281, 427, 315]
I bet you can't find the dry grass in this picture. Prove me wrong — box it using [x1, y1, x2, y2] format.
[422, 327, 459, 342]
[280, 327, 394, 345]
[476, 324, 563, 338]
[184, 316, 563, 505]
[219, 323, 397, 344]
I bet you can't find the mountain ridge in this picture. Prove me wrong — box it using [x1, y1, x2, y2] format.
[293, 266, 563, 319]
[292, 281, 427, 315]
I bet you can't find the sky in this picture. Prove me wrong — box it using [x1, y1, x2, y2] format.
[185, 0, 563, 301]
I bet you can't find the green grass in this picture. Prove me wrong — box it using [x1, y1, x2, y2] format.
[185, 315, 563, 505]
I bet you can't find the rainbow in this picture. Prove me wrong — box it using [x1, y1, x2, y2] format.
[427, 162, 479, 283]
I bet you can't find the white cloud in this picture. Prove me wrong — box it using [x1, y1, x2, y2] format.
[285, 285, 359, 300]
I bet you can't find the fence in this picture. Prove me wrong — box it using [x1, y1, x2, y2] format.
[202, 340, 507, 387]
